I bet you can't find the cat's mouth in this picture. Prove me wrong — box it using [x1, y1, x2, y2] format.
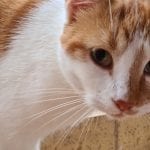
[111, 109, 138, 119]
[96, 104, 138, 119]
[87, 97, 138, 119]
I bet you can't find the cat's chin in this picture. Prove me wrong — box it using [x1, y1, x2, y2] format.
[106, 114, 130, 121]
[107, 110, 139, 120]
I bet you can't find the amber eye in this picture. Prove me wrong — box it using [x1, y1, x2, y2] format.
[90, 48, 113, 69]
[144, 61, 150, 76]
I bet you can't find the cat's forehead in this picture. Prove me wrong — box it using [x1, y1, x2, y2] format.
[92, 0, 150, 48]
[113, 0, 150, 50]
[62, 0, 149, 59]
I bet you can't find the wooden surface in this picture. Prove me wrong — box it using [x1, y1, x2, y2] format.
[42, 114, 150, 150]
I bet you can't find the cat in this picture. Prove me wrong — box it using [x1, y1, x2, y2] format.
[0, 0, 149, 150]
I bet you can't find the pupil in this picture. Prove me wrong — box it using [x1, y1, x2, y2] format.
[148, 62, 150, 67]
[95, 50, 106, 61]
[147, 62, 150, 70]
[145, 61, 150, 75]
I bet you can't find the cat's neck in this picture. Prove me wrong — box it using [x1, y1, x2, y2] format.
[0, 1, 73, 149]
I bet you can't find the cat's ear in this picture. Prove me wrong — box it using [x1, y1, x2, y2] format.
[66, 0, 97, 22]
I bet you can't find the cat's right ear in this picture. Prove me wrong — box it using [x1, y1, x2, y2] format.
[66, 0, 97, 23]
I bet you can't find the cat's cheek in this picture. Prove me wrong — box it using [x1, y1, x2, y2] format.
[58, 52, 120, 114]
[57, 48, 84, 91]
[84, 92, 121, 115]
[64, 71, 83, 92]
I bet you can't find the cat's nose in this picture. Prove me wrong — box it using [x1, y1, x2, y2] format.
[113, 100, 133, 112]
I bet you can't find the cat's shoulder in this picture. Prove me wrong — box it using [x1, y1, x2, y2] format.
[0, 0, 41, 52]
[0, 0, 38, 27]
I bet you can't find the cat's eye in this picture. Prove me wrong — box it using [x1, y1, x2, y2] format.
[144, 61, 150, 76]
[90, 48, 113, 69]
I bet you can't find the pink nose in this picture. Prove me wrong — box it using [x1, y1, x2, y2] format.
[114, 100, 133, 112]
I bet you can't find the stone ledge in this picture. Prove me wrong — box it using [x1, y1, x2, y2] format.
[42, 114, 150, 150]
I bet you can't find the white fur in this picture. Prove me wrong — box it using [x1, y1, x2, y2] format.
[0, 1, 90, 150]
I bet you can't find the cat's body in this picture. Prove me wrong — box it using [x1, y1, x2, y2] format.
[0, 1, 81, 149]
[0, 0, 149, 150]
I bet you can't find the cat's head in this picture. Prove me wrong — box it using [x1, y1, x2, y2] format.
[60, 0, 150, 118]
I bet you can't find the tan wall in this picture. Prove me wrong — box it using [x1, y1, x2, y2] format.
[42, 114, 150, 150]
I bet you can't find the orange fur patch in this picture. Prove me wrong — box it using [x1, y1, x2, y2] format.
[0, 0, 41, 53]
[62, 0, 149, 58]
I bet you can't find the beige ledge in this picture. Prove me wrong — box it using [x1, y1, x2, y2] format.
[41, 114, 150, 150]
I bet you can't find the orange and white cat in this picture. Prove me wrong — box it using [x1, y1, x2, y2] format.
[0, 0, 149, 150]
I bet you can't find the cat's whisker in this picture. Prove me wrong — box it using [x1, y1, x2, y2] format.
[16, 89, 84, 98]
[108, 0, 114, 31]
[53, 108, 93, 149]
[25, 95, 81, 105]
[16, 92, 80, 99]
[53, 129, 72, 149]
[23, 99, 82, 120]
[134, 0, 138, 21]
[12, 102, 84, 138]
[19, 90, 77, 95]
[74, 117, 91, 150]
[36, 104, 90, 134]
[82, 118, 92, 143]
[93, 117, 98, 131]
[25, 87, 83, 93]
[20, 88, 76, 92]
[16, 90, 77, 97]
